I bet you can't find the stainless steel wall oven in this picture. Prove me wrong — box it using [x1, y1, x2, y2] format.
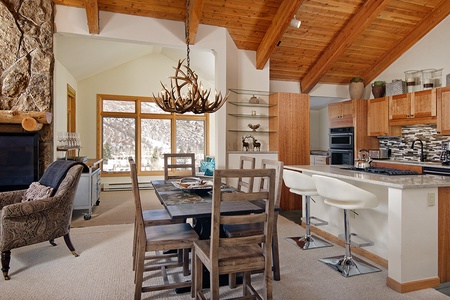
[329, 127, 354, 165]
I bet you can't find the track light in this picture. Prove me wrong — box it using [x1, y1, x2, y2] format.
[290, 15, 301, 28]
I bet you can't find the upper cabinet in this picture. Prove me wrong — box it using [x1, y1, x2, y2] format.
[328, 99, 378, 151]
[367, 97, 401, 137]
[437, 87, 450, 135]
[389, 89, 437, 126]
[328, 100, 353, 128]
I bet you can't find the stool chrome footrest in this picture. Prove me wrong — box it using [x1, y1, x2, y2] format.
[319, 255, 381, 277]
[286, 235, 333, 250]
[338, 233, 374, 248]
[302, 216, 328, 227]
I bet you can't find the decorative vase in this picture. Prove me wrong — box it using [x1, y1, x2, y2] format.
[349, 81, 364, 100]
[371, 83, 386, 98]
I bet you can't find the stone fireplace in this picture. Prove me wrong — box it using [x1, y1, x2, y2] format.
[0, 0, 54, 175]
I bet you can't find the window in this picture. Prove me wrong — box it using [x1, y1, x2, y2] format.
[97, 95, 208, 176]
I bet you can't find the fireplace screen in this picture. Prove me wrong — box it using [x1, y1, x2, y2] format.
[0, 132, 39, 192]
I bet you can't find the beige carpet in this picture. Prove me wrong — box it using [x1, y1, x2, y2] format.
[71, 189, 162, 227]
[2, 191, 448, 299]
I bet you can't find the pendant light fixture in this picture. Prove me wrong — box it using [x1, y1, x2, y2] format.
[153, 0, 228, 114]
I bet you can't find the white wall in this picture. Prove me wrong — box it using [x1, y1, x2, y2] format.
[52, 60, 77, 158]
[54, 5, 236, 170]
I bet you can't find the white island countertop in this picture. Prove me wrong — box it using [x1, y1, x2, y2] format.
[284, 164, 450, 292]
[284, 164, 450, 189]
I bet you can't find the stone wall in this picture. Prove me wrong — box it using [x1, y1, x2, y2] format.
[0, 0, 54, 174]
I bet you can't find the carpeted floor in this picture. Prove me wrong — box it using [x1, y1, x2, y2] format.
[7, 190, 433, 299]
[71, 189, 162, 227]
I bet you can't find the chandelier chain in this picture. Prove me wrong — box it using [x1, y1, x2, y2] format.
[186, 0, 190, 73]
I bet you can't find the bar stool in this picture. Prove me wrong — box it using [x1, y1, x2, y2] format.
[312, 174, 381, 277]
[282, 169, 332, 250]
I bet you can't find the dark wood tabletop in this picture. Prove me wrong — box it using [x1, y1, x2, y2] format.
[151, 179, 263, 219]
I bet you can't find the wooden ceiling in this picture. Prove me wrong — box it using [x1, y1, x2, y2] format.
[53, 0, 450, 93]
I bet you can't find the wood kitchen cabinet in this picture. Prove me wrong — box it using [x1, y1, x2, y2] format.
[328, 100, 353, 128]
[328, 99, 378, 152]
[269, 92, 310, 211]
[389, 89, 437, 126]
[437, 86, 450, 135]
[367, 97, 401, 137]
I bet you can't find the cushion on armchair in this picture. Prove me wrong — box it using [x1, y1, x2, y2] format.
[21, 182, 54, 202]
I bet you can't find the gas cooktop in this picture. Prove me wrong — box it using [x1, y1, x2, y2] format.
[340, 166, 421, 176]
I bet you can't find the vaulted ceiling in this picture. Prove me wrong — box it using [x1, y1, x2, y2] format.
[53, 0, 450, 93]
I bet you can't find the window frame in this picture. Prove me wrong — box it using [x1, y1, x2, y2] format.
[97, 94, 209, 177]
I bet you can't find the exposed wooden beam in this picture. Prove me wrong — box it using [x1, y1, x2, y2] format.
[85, 0, 99, 34]
[301, 0, 391, 93]
[256, 0, 304, 70]
[188, 0, 204, 44]
[363, 0, 450, 84]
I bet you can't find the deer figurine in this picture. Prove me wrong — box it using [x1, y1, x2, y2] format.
[253, 139, 261, 151]
[242, 136, 249, 151]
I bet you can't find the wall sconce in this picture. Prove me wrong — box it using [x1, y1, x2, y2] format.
[290, 15, 301, 28]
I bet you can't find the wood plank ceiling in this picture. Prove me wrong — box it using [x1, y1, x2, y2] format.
[53, 0, 450, 93]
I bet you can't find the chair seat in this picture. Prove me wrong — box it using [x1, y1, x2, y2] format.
[223, 222, 263, 237]
[195, 240, 265, 273]
[142, 209, 183, 226]
[145, 223, 199, 245]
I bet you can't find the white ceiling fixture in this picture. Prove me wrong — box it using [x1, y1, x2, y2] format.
[290, 15, 301, 28]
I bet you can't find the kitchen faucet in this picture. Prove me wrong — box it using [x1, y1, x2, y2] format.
[411, 139, 425, 162]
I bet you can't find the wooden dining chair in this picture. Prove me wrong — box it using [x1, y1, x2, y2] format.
[237, 155, 256, 192]
[130, 158, 199, 300]
[164, 153, 196, 180]
[128, 157, 185, 271]
[224, 159, 284, 285]
[194, 168, 276, 300]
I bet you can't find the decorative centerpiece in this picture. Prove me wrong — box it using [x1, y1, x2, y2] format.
[371, 81, 386, 98]
[248, 95, 260, 104]
[248, 123, 260, 131]
[349, 77, 364, 100]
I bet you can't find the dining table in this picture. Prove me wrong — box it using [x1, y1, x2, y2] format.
[151, 179, 264, 239]
[151, 178, 264, 292]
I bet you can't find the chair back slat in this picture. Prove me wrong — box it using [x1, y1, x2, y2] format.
[129, 157, 145, 236]
[163, 153, 196, 180]
[210, 168, 275, 260]
[260, 159, 284, 208]
[237, 156, 256, 192]
[219, 235, 265, 247]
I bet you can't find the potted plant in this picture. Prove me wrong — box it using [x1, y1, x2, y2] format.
[371, 80, 386, 98]
[349, 77, 364, 100]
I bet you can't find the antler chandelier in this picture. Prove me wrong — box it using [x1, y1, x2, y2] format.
[153, 0, 228, 114]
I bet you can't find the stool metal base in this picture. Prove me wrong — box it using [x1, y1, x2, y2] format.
[319, 255, 381, 277]
[287, 235, 333, 250]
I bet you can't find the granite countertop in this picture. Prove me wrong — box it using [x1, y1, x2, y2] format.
[372, 159, 450, 169]
[284, 165, 450, 189]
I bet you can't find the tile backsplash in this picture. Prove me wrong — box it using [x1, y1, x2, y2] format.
[378, 125, 450, 162]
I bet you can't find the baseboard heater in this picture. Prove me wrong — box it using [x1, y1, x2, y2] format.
[102, 182, 154, 191]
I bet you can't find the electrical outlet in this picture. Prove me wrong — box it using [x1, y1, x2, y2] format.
[427, 193, 436, 206]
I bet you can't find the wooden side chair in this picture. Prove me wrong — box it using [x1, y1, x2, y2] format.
[194, 168, 276, 299]
[224, 159, 284, 285]
[128, 157, 184, 271]
[129, 158, 199, 300]
[163, 153, 196, 180]
[237, 155, 256, 192]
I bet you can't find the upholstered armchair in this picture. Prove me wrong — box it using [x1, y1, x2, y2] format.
[0, 161, 84, 280]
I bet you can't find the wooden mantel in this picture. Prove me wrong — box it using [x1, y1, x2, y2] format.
[0, 110, 52, 131]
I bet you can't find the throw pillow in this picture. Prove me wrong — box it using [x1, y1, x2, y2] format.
[21, 182, 54, 202]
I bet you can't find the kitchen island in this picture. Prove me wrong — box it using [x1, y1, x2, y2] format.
[284, 165, 450, 293]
